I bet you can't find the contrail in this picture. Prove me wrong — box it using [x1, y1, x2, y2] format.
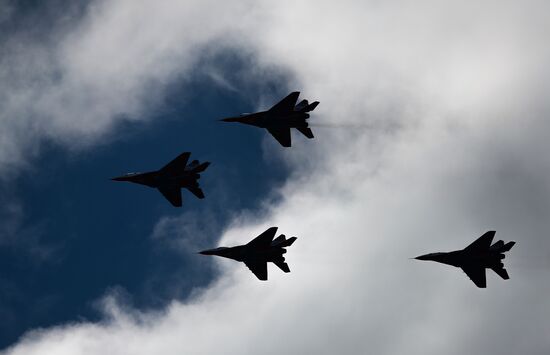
[309, 122, 401, 131]
[309, 122, 377, 129]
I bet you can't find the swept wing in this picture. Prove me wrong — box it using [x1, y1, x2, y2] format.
[158, 186, 182, 207]
[268, 91, 300, 113]
[461, 265, 487, 288]
[267, 128, 292, 147]
[244, 260, 268, 281]
[160, 152, 191, 174]
[247, 227, 278, 248]
[464, 231, 495, 252]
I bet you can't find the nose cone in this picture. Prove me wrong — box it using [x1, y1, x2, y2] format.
[112, 172, 142, 181]
[414, 254, 433, 261]
[198, 247, 228, 256]
[199, 249, 215, 255]
[220, 117, 241, 122]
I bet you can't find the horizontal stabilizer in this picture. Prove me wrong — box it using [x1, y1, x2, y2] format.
[296, 127, 314, 139]
[273, 259, 291, 273]
[490, 240, 515, 253]
[186, 185, 205, 199]
[272, 235, 296, 248]
[490, 240, 504, 250]
[191, 162, 210, 173]
[491, 266, 510, 280]
[294, 99, 309, 112]
[502, 241, 515, 252]
[282, 236, 297, 247]
[272, 235, 286, 245]
[304, 101, 319, 112]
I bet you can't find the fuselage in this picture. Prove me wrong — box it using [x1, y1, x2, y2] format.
[418, 249, 506, 269]
[112, 168, 200, 189]
[200, 245, 287, 263]
[223, 111, 310, 129]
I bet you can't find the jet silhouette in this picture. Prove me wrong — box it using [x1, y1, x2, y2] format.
[111, 152, 209, 207]
[199, 227, 297, 280]
[414, 231, 515, 288]
[221, 91, 319, 147]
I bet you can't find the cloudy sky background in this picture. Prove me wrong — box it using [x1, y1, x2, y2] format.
[1, 0, 550, 354]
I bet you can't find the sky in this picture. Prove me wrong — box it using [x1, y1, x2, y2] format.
[0, 0, 550, 354]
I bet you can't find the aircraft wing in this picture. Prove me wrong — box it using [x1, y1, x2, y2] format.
[267, 128, 292, 147]
[186, 185, 205, 199]
[247, 227, 278, 248]
[160, 152, 190, 174]
[244, 260, 268, 281]
[269, 92, 300, 113]
[461, 265, 487, 288]
[464, 231, 495, 252]
[157, 186, 182, 207]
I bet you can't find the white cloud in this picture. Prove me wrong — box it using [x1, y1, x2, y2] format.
[3, 0, 550, 354]
[0, 0, 259, 172]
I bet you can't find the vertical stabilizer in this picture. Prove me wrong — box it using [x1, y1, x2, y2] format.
[501, 241, 515, 252]
[294, 99, 309, 112]
[191, 162, 210, 173]
[303, 101, 319, 112]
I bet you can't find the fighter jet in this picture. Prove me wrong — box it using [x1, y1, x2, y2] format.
[220, 91, 319, 147]
[111, 152, 209, 207]
[199, 227, 297, 280]
[414, 231, 515, 288]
